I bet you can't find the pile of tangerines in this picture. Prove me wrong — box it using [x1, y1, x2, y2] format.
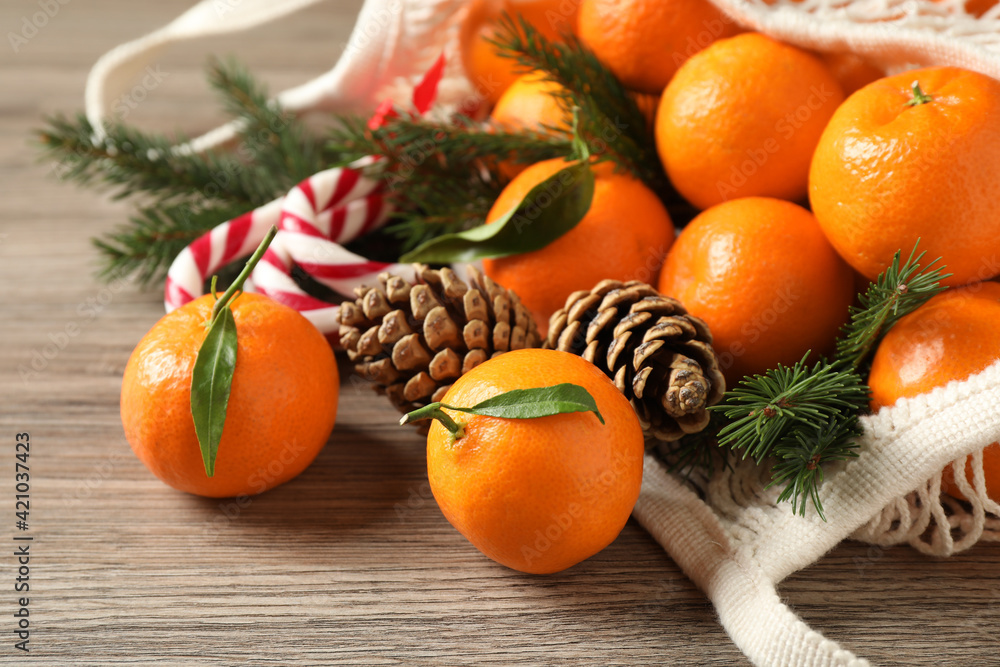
[119, 0, 1000, 576]
[469, 0, 1000, 505]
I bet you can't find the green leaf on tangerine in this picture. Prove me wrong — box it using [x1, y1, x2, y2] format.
[454, 383, 605, 424]
[399, 160, 595, 264]
[190, 306, 238, 477]
[186, 225, 275, 478]
[400, 383, 605, 438]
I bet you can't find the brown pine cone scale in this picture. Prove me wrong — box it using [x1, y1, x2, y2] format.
[546, 279, 726, 441]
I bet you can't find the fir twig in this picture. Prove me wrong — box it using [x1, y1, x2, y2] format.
[328, 114, 570, 171]
[834, 241, 950, 372]
[385, 173, 505, 251]
[327, 114, 571, 251]
[490, 14, 675, 201]
[36, 113, 273, 208]
[713, 355, 869, 464]
[769, 417, 862, 520]
[711, 242, 951, 518]
[93, 201, 249, 286]
[205, 58, 327, 187]
[38, 59, 340, 284]
[711, 355, 868, 518]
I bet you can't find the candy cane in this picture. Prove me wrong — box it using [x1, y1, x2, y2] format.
[164, 54, 445, 334]
[164, 165, 415, 335]
[164, 197, 282, 311]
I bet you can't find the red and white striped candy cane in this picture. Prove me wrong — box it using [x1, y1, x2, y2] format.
[164, 165, 415, 335]
[165, 54, 446, 335]
[164, 197, 280, 312]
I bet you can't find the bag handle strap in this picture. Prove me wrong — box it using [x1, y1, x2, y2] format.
[85, 0, 471, 153]
[634, 358, 1000, 666]
[85, 0, 327, 140]
[634, 457, 871, 667]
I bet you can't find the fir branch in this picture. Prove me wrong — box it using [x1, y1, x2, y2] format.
[709, 243, 950, 519]
[93, 201, 249, 286]
[769, 417, 862, 520]
[712, 355, 869, 465]
[36, 113, 275, 208]
[712, 356, 868, 518]
[490, 14, 675, 201]
[385, 173, 504, 251]
[834, 242, 950, 372]
[327, 114, 571, 250]
[205, 58, 326, 187]
[328, 113, 571, 171]
[38, 58, 341, 284]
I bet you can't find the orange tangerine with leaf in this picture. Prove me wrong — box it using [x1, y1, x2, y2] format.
[482, 158, 674, 333]
[410, 348, 644, 574]
[121, 231, 339, 498]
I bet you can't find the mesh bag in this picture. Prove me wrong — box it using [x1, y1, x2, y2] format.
[85, 1, 1000, 664]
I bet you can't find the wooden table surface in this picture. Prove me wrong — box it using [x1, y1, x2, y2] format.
[1, 1, 998, 665]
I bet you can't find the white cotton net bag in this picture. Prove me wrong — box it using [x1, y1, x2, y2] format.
[636, 360, 1000, 667]
[83, 0, 1000, 664]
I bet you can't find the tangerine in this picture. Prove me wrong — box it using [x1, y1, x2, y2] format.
[460, 0, 578, 107]
[809, 66, 1000, 287]
[121, 293, 339, 498]
[578, 0, 741, 94]
[964, 0, 998, 16]
[930, 0, 998, 17]
[657, 196, 854, 384]
[481, 158, 675, 333]
[425, 348, 645, 574]
[491, 71, 571, 133]
[819, 51, 884, 96]
[656, 33, 844, 210]
[868, 281, 1000, 503]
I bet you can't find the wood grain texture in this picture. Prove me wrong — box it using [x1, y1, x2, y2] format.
[0, 1, 997, 665]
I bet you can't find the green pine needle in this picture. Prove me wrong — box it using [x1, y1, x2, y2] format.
[326, 113, 571, 173]
[711, 241, 949, 519]
[834, 241, 950, 372]
[205, 57, 328, 187]
[93, 201, 249, 286]
[712, 355, 868, 520]
[428, 115, 572, 165]
[38, 58, 337, 284]
[769, 418, 863, 520]
[36, 112, 274, 208]
[712, 354, 869, 465]
[327, 114, 571, 251]
[489, 14, 676, 202]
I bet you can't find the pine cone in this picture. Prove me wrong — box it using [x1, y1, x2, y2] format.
[338, 264, 542, 422]
[546, 280, 726, 441]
